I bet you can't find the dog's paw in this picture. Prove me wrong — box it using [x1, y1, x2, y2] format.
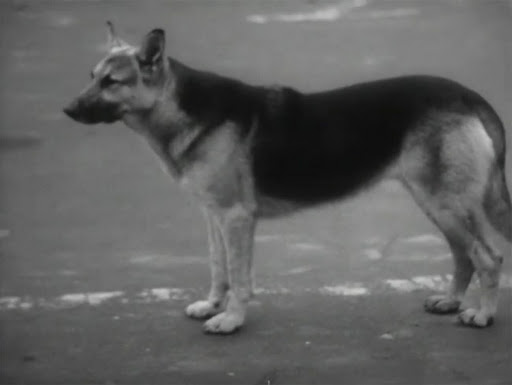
[203, 311, 244, 334]
[457, 308, 494, 328]
[424, 295, 461, 314]
[185, 300, 222, 320]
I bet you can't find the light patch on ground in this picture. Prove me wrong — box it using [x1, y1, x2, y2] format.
[386, 275, 451, 292]
[400, 234, 445, 245]
[362, 248, 383, 260]
[380, 329, 413, 340]
[288, 242, 328, 252]
[349, 8, 420, 20]
[321, 284, 369, 296]
[130, 254, 205, 266]
[412, 275, 449, 290]
[256, 234, 286, 242]
[46, 14, 76, 27]
[0, 297, 33, 310]
[388, 253, 451, 262]
[385, 279, 419, 292]
[281, 266, 314, 275]
[253, 287, 292, 295]
[256, 234, 304, 243]
[59, 291, 124, 306]
[247, 0, 367, 24]
[247, 1, 419, 24]
[138, 288, 188, 301]
[2, 274, 512, 311]
[386, 274, 512, 293]
[0, 229, 11, 239]
[361, 233, 449, 261]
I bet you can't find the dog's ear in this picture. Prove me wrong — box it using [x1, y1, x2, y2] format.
[106, 21, 128, 49]
[137, 29, 165, 66]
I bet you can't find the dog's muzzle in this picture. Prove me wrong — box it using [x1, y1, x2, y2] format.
[63, 99, 121, 124]
[63, 100, 82, 121]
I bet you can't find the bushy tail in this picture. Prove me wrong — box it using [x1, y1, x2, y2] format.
[484, 165, 512, 242]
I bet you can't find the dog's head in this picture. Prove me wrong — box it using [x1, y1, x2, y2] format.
[63, 22, 168, 124]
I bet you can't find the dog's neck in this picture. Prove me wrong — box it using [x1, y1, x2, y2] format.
[122, 60, 183, 133]
[122, 58, 218, 177]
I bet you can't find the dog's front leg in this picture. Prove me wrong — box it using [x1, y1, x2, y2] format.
[203, 203, 255, 334]
[185, 210, 229, 319]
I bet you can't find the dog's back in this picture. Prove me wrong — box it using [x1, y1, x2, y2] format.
[250, 76, 506, 205]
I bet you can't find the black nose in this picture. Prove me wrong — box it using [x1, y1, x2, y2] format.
[63, 101, 80, 120]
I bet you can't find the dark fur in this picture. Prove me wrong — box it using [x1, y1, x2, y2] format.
[171, 59, 506, 205]
[64, 27, 511, 332]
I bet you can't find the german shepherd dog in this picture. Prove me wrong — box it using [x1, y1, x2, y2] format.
[64, 24, 511, 334]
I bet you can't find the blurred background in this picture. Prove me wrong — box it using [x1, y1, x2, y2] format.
[0, 1, 511, 384]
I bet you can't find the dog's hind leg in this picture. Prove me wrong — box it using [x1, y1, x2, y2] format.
[404, 182, 475, 313]
[401, 115, 504, 327]
[404, 180, 503, 327]
[185, 210, 229, 319]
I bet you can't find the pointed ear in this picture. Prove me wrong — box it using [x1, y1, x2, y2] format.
[106, 21, 128, 49]
[137, 29, 165, 65]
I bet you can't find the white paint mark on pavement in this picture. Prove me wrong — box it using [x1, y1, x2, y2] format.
[247, 0, 367, 24]
[256, 234, 306, 243]
[386, 275, 451, 292]
[138, 288, 188, 301]
[321, 284, 369, 296]
[412, 275, 448, 290]
[0, 297, 33, 310]
[388, 253, 451, 262]
[289, 242, 328, 252]
[2, 274, 512, 311]
[401, 234, 444, 245]
[253, 287, 292, 295]
[59, 291, 124, 306]
[380, 333, 394, 340]
[349, 8, 419, 20]
[130, 254, 205, 265]
[281, 266, 314, 275]
[385, 279, 418, 292]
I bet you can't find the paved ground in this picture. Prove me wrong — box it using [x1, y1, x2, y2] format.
[0, 0, 511, 384]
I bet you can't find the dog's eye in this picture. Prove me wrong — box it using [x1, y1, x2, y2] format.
[100, 75, 119, 88]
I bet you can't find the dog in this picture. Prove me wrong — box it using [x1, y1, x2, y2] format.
[64, 23, 511, 334]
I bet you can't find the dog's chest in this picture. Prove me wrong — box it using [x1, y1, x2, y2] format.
[176, 123, 249, 208]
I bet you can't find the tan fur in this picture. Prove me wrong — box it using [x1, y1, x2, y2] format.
[394, 114, 505, 326]
[64, 25, 511, 333]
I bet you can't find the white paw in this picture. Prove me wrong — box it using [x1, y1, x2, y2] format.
[185, 300, 222, 319]
[457, 308, 494, 328]
[424, 295, 461, 314]
[203, 311, 245, 334]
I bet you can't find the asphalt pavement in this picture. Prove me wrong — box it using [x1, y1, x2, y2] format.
[0, 1, 511, 384]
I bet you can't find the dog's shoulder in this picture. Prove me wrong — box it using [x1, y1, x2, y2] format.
[171, 59, 261, 133]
